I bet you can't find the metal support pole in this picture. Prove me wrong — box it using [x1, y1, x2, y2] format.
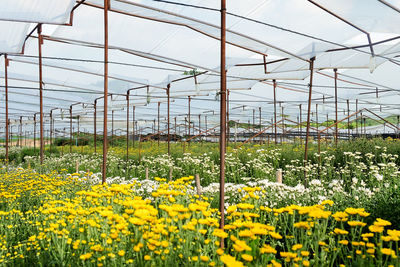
[19, 116, 22, 147]
[227, 89, 229, 145]
[50, 111, 53, 151]
[132, 106, 135, 147]
[334, 68, 338, 145]
[167, 84, 171, 155]
[111, 110, 114, 147]
[94, 100, 97, 153]
[69, 105, 72, 153]
[356, 99, 359, 137]
[38, 24, 44, 164]
[347, 99, 350, 139]
[299, 104, 302, 142]
[126, 94, 129, 162]
[198, 114, 201, 141]
[4, 54, 9, 162]
[273, 80, 277, 144]
[102, 0, 109, 183]
[304, 57, 315, 185]
[155, 102, 159, 146]
[205, 115, 208, 142]
[316, 104, 320, 154]
[34, 115, 36, 153]
[188, 96, 191, 145]
[259, 107, 262, 144]
[174, 117, 177, 141]
[219, 0, 227, 244]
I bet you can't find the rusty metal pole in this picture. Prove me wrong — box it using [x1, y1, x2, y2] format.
[111, 110, 114, 147]
[101, 0, 109, 183]
[304, 57, 315, 185]
[50, 110, 53, 151]
[347, 99, 350, 140]
[167, 84, 171, 155]
[174, 117, 177, 141]
[132, 106, 135, 148]
[34, 114, 36, 153]
[219, 0, 227, 245]
[188, 96, 191, 146]
[69, 105, 72, 153]
[299, 104, 302, 144]
[316, 103, 320, 155]
[273, 80, 277, 144]
[4, 54, 9, 162]
[198, 114, 201, 141]
[94, 100, 97, 153]
[205, 115, 208, 142]
[334, 68, 338, 146]
[157, 102, 160, 147]
[19, 116, 22, 147]
[38, 24, 44, 164]
[356, 99, 359, 137]
[227, 89, 229, 146]
[259, 107, 262, 144]
[126, 93, 129, 162]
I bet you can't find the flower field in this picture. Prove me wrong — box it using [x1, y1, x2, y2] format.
[0, 139, 400, 266]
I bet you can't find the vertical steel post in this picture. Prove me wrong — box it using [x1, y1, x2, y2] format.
[174, 117, 177, 141]
[157, 102, 160, 147]
[102, 0, 109, 183]
[273, 80, 277, 144]
[69, 105, 72, 153]
[299, 104, 302, 142]
[316, 104, 320, 155]
[356, 99, 358, 137]
[259, 107, 262, 144]
[334, 68, 338, 146]
[38, 24, 44, 164]
[198, 114, 201, 140]
[304, 57, 315, 185]
[111, 110, 114, 147]
[226, 89, 229, 145]
[19, 116, 22, 147]
[132, 106, 135, 147]
[167, 84, 171, 155]
[126, 93, 129, 162]
[34, 114, 36, 153]
[4, 54, 8, 162]
[188, 96, 191, 146]
[219, 0, 227, 245]
[347, 99, 350, 139]
[94, 100, 97, 153]
[50, 110, 53, 151]
[205, 115, 208, 142]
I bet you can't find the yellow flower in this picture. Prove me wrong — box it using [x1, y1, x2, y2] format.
[118, 250, 125, 257]
[260, 244, 277, 254]
[269, 232, 283, 240]
[144, 255, 151, 261]
[213, 229, 228, 239]
[292, 244, 303, 251]
[321, 200, 334, 206]
[303, 260, 310, 266]
[334, 228, 349, 235]
[369, 225, 384, 233]
[201, 256, 209, 262]
[80, 253, 92, 260]
[241, 254, 253, 262]
[339, 240, 349, 245]
[301, 251, 310, 257]
[220, 254, 244, 267]
[216, 248, 224, 256]
[347, 221, 366, 227]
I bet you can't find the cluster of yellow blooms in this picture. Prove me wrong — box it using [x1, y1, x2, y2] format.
[0, 168, 399, 266]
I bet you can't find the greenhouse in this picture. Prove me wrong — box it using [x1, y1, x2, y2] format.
[1, 0, 400, 266]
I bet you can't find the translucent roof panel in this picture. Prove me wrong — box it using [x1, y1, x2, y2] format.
[0, 21, 30, 53]
[0, 0, 76, 24]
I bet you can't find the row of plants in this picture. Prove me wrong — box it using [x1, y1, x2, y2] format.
[0, 168, 399, 266]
